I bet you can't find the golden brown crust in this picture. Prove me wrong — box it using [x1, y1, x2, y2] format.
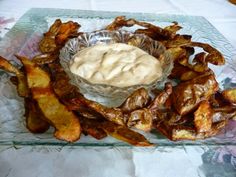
[194, 101, 213, 133]
[24, 98, 50, 133]
[15, 55, 81, 142]
[172, 73, 219, 115]
[0, 56, 29, 97]
[222, 88, 236, 104]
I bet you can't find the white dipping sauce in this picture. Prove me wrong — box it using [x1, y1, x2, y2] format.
[70, 43, 163, 87]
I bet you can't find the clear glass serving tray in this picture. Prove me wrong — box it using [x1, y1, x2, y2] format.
[0, 8, 236, 147]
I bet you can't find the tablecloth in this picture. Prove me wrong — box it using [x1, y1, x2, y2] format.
[0, 1, 236, 177]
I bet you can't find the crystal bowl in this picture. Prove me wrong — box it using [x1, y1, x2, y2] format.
[59, 30, 173, 106]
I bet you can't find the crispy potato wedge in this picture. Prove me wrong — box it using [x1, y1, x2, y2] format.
[39, 19, 80, 53]
[80, 117, 107, 140]
[194, 101, 213, 133]
[186, 42, 225, 65]
[163, 35, 192, 48]
[135, 28, 163, 41]
[32, 53, 58, 65]
[193, 52, 207, 64]
[212, 107, 236, 123]
[172, 126, 202, 141]
[15, 55, 81, 142]
[164, 22, 182, 34]
[157, 119, 226, 141]
[119, 88, 150, 113]
[0, 56, 29, 97]
[149, 82, 172, 111]
[180, 70, 200, 81]
[105, 16, 175, 39]
[169, 63, 197, 81]
[172, 72, 219, 115]
[24, 98, 50, 133]
[73, 98, 125, 126]
[55, 21, 80, 45]
[127, 108, 153, 131]
[167, 47, 187, 62]
[100, 121, 153, 146]
[0, 56, 50, 133]
[204, 120, 227, 138]
[222, 88, 236, 104]
[39, 19, 61, 53]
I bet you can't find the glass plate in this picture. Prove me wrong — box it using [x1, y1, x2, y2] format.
[0, 8, 236, 147]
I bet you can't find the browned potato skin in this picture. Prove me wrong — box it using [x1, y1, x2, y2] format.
[194, 101, 213, 133]
[39, 19, 80, 53]
[105, 16, 175, 39]
[127, 108, 153, 132]
[169, 63, 199, 81]
[187, 42, 225, 65]
[80, 117, 107, 140]
[119, 88, 150, 113]
[16, 55, 81, 142]
[0, 56, 29, 97]
[0, 56, 50, 134]
[172, 72, 219, 115]
[24, 98, 50, 133]
[100, 121, 153, 146]
[222, 88, 236, 104]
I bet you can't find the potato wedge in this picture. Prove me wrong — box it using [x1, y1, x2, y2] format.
[222, 88, 236, 104]
[39, 19, 80, 53]
[15, 55, 81, 142]
[100, 121, 153, 146]
[164, 22, 182, 34]
[194, 101, 213, 133]
[172, 72, 219, 115]
[105, 16, 175, 39]
[127, 108, 153, 131]
[0, 56, 29, 97]
[119, 88, 150, 113]
[167, 47, 186, 62]
[186, 42, 225, 65]
[24, 98, 50, 133]
[80, 117, 107, 140]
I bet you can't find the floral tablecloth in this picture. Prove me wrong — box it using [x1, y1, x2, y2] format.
[0, 0, 236, 177]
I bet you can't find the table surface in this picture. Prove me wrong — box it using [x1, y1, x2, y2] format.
[0, 1, 236, 177]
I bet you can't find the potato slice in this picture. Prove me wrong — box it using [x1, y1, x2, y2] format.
[105, 16, 175, 39]
[194, 101, 213, 133]
[127, 108, 153, 132]
[180, 70, 199, 81]
[186, 42, 225, 65]
[119, 88, 150, 113]
[172, 72, 219, 115]
[32, 53, 58, 65]
[0, 56, 50, 133]
[39, 19, 80, 53]
[164, 22, 182, 34]
[163, 35, 192, 48]
[167, 47, 186, 62]
[0, 56, 29, 97]
[15, 55, 81, 142]
[24, 98, 50, 133]
[222, 88, 236, 104]
[169, 63, 197, 81]
[80, 117, 107, 140]
[100, 121, 152, 146]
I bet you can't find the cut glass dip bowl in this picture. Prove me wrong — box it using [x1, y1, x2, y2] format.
[60, 30, 173, 106]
